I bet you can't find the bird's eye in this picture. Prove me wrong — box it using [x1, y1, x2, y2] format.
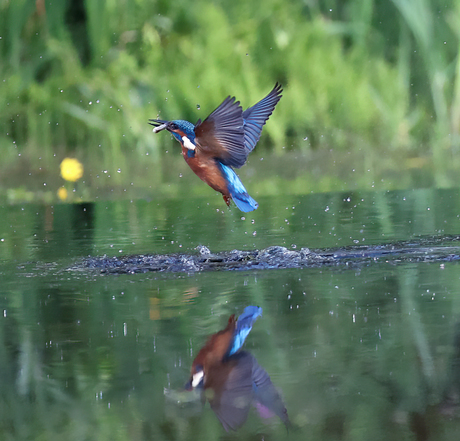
[169, 122, 178, 130]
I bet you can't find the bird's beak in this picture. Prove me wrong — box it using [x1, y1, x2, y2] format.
[148, 119, 169, 133]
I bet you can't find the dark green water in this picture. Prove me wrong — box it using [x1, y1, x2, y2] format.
[2, 188, 460, 440]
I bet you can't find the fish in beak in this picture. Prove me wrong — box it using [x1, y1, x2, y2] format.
[148, 119, 169, 133]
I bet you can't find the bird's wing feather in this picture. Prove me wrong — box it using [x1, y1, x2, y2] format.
[208, 352, 253, 431]
[194, 96, 246, 168]
[242, 82, 283, 154]
[251, 357, 290, 427]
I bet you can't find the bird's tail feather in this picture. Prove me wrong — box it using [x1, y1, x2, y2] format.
[218, 163, 258, 212]
[232, 193, 258, 212]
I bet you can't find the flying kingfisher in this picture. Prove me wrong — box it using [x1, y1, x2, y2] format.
[149, 83, 282, 212]
[184, 306, 290, 431]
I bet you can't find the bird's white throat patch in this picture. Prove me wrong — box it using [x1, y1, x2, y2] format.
[182, 136, 196, 151]
[191, 370, 204, 388]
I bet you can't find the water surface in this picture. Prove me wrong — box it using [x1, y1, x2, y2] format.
[1, 188, 460, 440]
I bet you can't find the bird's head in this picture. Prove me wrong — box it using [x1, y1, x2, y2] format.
[149, 119, 196, 146]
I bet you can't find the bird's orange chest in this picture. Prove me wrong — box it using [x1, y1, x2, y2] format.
[192, 315, 236, 371]
[181, 146, 228, 195]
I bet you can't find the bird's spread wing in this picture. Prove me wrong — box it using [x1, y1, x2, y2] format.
[208, 352, 254, 431]
[252, 357, 290, 427]
[194, 96, 246, 168]
[242, 82, 283, 155]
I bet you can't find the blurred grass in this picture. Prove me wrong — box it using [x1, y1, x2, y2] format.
[1, 0, 460, 200]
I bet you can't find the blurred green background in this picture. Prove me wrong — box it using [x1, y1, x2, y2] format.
[1, 0, 460, 202]
[3, 3, 460, 438]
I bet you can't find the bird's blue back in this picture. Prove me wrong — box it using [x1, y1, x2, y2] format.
[228, 306, 263, 356]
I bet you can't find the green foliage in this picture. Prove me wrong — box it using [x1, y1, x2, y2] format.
[1, 0, 460, 195]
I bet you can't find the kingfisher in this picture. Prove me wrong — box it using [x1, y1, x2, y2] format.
[185, 306, 290, 431]
[149, 83, 282, 212]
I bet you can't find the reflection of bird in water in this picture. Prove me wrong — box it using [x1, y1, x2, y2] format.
[185, 306, 290, 431]
[150, 84, 282, 212]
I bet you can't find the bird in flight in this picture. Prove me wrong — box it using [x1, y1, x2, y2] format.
[149, 83, 282, 212]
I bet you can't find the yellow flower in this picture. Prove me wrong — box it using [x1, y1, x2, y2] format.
[60, 158, 83, 182]
[57, 186, 68, 201]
